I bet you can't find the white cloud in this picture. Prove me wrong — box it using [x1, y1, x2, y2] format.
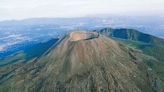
[0, 0, 164, 20]
[0, 45, 5, 51]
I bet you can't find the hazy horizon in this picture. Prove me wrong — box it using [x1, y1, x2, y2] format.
[0, 0, 164, 20]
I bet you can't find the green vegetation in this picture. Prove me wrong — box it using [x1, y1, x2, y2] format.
[118, 39, 164, 62]
[140, 45, 164, 62]
[0, 52, 25, 67]
[144, 60, 164, 81]
[115, 38, 164, 89]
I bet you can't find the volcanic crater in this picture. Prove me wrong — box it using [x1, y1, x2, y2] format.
[69, 31, 99, 41]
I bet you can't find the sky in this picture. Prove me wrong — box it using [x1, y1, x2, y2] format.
[0, 0, 164, 20]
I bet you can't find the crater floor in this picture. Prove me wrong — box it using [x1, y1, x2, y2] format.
[69, 31, 99, 41]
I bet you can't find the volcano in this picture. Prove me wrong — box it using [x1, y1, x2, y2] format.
[0, 31, 162, 92]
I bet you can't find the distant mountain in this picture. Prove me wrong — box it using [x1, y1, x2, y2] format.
[95, 28, 164, 44]
[0, 31, 162, 92]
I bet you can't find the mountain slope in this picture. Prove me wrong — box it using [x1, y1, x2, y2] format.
[95, 28, 164, 90]
[0, 31, 162, 92]
[95, 28, 164, 44]
[114, 39, 164, 88]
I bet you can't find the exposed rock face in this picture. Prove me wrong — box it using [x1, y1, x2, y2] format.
[0, 31, 161, 92]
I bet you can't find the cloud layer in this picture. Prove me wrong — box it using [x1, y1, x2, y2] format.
[0, 0, 164, 20]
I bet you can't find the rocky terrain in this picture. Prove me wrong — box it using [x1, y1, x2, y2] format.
[0, 30, 163, 92]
